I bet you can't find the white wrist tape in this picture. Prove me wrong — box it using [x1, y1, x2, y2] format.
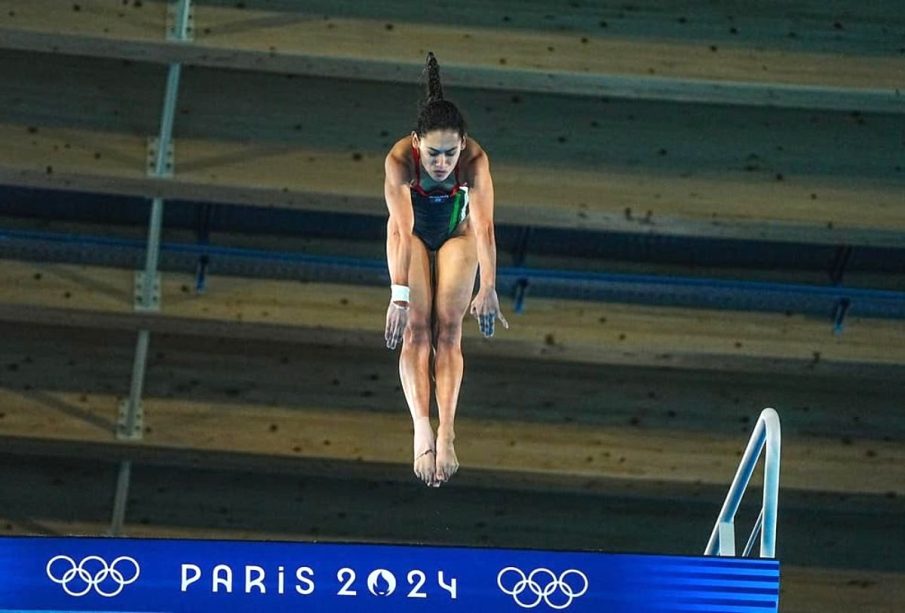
[391, 284, 410, 303]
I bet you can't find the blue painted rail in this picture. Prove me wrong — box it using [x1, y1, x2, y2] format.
[1, 228, 902, 320]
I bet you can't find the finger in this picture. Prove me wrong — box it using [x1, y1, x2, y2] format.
[387, 316, 403, 349]
[497, 311, 510, 329]
[388, 324, 396, 345]
[481, 313, 494, 337]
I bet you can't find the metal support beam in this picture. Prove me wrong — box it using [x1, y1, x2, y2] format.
[113, 0, 193, 537]
[166, 0, 195, 41]
[147, 138, 174, 178]
[137, 198, 165, 311]
[134, 270, 161, 312]
[120, 330, 150, 441]
[110, 460, 132, 537]
[137, 58, 185, 310]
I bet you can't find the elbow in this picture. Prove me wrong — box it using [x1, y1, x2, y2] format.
[387, 217, 412, 242]
[474, 219, 495, 243]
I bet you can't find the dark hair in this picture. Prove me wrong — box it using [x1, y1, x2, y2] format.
[416, 52, 466, 138]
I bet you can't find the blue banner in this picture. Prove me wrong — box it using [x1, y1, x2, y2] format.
[0, 536, 779, 612]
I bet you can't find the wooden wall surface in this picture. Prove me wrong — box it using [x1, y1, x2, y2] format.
[0, 2, 903, 611]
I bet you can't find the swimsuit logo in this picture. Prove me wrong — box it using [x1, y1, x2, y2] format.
[46, 555, 140, 597]
[497, 567, 588, 610]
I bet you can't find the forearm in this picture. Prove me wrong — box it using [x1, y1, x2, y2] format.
[473, 221, 497, 289]
[386, 218, 412, 287]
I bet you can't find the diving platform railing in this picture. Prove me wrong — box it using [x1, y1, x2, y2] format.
[705, 407, 781, 558]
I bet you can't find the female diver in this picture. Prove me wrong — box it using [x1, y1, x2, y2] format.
[384, 52, 508, 487]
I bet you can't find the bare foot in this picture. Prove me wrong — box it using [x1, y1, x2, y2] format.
[413, 417, 436, 486]
[435, 426, 459, 484]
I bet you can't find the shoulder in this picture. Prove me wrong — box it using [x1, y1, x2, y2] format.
[461, 137, 491, 186]
[385, 136, 414, 185]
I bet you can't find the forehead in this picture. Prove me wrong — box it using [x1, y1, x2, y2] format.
[419, 130, 462, 150]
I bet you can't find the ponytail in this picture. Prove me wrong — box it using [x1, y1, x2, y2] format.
[416, 52, 466, 137]
[425, 51, 444, 103]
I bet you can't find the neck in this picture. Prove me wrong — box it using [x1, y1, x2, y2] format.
[417, 163, 457, 190]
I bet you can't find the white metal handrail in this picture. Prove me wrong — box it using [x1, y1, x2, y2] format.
[705, 408, 781, 558]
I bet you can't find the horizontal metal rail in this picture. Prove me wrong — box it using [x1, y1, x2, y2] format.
[1, 228, 903, 319]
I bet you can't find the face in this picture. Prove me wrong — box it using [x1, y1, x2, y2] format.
[413, 129, 465, 182]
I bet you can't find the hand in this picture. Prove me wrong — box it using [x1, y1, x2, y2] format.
[385, 301, 409, 349]
[469, 287, 509, 338]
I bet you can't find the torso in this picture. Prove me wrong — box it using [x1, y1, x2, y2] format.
[408, 146, 470, 250]
[390, 136, 483, 251]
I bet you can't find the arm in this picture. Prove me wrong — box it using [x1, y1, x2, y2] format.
[384, 149, 414, 300]
[467, 150, 509, 336]
[467, 151, 497, 291]
[384, 148, 414, 348]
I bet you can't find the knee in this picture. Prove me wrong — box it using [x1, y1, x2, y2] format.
[405, 318, 432, 348]
[434, 317, 463, 349]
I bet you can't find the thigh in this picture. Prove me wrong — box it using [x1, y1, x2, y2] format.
[434, 223, 479, 325]
[406, 236, 433, 330]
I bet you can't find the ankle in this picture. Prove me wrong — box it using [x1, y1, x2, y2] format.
[437, 423, 456, 440]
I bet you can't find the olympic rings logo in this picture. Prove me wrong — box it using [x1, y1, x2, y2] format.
[497, 567, 588, 609]
[46, 555, 140, 597]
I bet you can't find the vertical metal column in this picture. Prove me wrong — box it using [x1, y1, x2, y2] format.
[111, 0, 193, 536]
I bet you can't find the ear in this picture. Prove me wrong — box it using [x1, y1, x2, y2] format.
[411, 132, 420, 148]
[460, 135, 467, 150]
